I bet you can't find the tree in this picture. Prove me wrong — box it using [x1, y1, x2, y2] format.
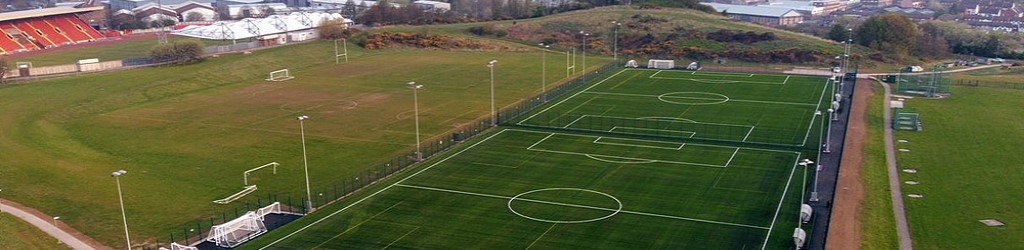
[318, 18, 349, 40]
[185, 12, 206, 22]
[856, 13, 918, 57]
[827, 24, 848, 42]
[151, 39, 205, 64]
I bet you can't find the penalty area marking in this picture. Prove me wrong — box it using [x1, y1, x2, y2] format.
[526, 132, 727, 168]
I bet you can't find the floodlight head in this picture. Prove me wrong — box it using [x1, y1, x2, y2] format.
[815, 111, 823, 115]
[488, 60, 497, 67]
[407, 81, 416, 86]
[297, 115, 309, 121]
[111, 170, 127, 177]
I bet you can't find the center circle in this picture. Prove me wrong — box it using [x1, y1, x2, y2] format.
[657, 92, 730, 105]
[507, 188, 623, 224]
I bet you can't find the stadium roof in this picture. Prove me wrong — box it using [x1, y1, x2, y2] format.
[173, 12, 351, 40]
[0, 6, 104, 22]
[705, 3, 803, 17]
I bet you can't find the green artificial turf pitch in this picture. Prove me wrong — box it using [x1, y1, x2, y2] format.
[517, 68, 831, 146]
[243, 69, 830, 249]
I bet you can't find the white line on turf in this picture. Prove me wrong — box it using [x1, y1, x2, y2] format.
[394, 183, 770, 230]
[609, 126, 697, 139]
[760, 153, 803, 250]
[650, 70, 664, 78]
[516, 69, 629, 126]
[724, 148, 740, 168]
[799, 78, 832, 147]
[564, 115, 587, 128]
[258, 129, 512, 250]
[506, 128, 797, 154]
[783, 75, 791, 85]
[742, 126, 756, 142]
[310, 201, 404, 249]
[525, 224, 557, 250]
[583, 91, 816, 106]
[591, 137, 686, 150]
[380, 226, 420, 250]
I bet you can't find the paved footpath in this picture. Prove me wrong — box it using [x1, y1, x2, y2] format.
[879, 81, 914, 250]
[1, 199, 103, 250]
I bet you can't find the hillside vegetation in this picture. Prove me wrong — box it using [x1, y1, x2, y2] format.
[378, 6, 871, 65]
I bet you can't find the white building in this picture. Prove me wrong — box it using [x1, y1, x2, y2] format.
[413, 0, 450, 11]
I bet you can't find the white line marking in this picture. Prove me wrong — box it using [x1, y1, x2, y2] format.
[525, 224, 556, 250]
[564, 115, 587, 128]
[311, 202, 404, 249]
[760, 153, 803, 250]
[583, 92, 816, 106]
[799, 77, 832, 147]
[526, 133, 555, 149]
[724, 148, 740, 168]
[380, 227, 419, 250]
[783, 75, 791, 85]
[395, 184, 770, 230]
[650, 70, 664, 78]
[516, 69, 629, 126]
[592, 137, 686, 150]
[608, 126, 696, 139]
[506, 128, 797, 154]
[258, 130, 511, 249]
[743, 126, 756, 142]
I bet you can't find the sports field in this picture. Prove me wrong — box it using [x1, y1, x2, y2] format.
[242, 69, 830, 249]
[518, 69, 830, 146]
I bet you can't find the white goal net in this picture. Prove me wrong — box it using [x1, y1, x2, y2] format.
[206, 202, 283, 248]
[265, 69, 294, 82]
[647, 59, 675, 69]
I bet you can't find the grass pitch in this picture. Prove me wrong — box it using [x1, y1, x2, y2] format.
[0, 39, 610, 247]
[0, 213, 70, 249]
[243, 69, 830, 249]
[895, 86, 1024, 249]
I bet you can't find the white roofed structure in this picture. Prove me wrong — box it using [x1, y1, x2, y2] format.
[173, 12, 351, 40]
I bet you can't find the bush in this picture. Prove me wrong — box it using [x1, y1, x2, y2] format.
[318, 18, 351, 40]
[150, 39, 205, 65]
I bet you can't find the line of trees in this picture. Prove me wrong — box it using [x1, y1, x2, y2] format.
[835, 13, 1024, 61]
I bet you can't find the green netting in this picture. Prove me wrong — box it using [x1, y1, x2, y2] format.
[896, 66, 951, 97]
[893, 108, 921, 131]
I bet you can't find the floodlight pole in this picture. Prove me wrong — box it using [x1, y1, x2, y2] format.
[111, 170, 131, 250]
[580, 31, 589, 82]
[540, 43, 549, 102]
[611, 21, 621, 63]
[825, 108, 834, 153]
[408, 82, 423, 161]
[488, 60, 497, 126]
[297, 116, 314, 212]
[811, 164, 822, 202]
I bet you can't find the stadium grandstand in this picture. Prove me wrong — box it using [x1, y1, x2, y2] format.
[173, 12, 350, 41]
[0, 5, 105, 55]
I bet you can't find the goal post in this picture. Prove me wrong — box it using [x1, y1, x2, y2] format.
[205, 202, 284, 248]
[648, 59, 675, 69]
[265, 69, 294, 82]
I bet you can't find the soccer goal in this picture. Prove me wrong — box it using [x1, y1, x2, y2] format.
[206, 202, 283, 248]
[160, 242, 198, 250]
[625, 60, 639, 68]
[265, 69, 294, 82]
[647, 59, 675, 69]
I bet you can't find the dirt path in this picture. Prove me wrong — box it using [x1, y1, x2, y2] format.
[0, 198, 111, 250]
[825, 79, 872, 249]
[879, 81, 914, 250]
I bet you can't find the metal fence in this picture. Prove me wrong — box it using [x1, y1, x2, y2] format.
[205, 41, 261, 54]
[954, 79, 1024, 90]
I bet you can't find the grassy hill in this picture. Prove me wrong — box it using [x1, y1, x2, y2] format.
[379, 6, 873, 66]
